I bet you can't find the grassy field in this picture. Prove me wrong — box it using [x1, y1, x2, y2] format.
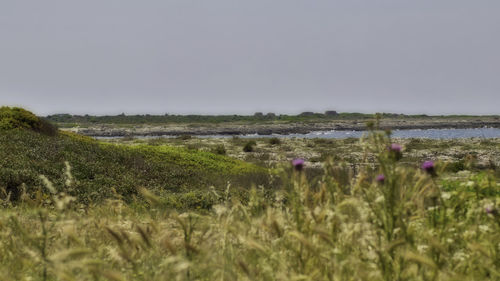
[1, 107, 499, 280]
[0, 107, 269, 208]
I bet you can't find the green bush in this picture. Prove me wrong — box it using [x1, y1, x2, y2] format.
[0, 129, 269, 204]
[211, 144, 226, 155]
[0, 106, 57, 136]
[268, 137, 281, 145]
[176, 134, 192, 140]
[446, 160, 466, 173]
[0, 106, 39, 130]
[243, 140, 256, 152]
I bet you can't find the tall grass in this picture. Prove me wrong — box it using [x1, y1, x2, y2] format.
[0, 129, 498, 280]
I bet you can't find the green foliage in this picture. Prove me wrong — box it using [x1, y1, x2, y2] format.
[0, 129, 268, 205]
[243, 140, 257, 152]
[0, 128, 498, 280]
[268, 137, 281, 145]
[0, 106, 57, 136]
[45, 111, 399, 125]
[211, 144, 226, 155]
[176, 134, 192, 140]
[161, 190, 218, 210]
[0, 106, 39, 130]
[446, 160, 466, 173]
[2, 107, 500, 280]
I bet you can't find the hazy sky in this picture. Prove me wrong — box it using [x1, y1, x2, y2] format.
[1, 0, 499, 115]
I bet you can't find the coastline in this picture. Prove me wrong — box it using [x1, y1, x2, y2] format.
[60, 119, 500, 137]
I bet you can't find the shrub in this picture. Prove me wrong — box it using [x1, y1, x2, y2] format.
[0, 129, 269, 204]
[243, 140, 256, 152]
[186, 143, 200, 150]
[446, 160, 466, 173]
[0, 106, 57, 136]
[177, 134, 192, 140]
[0, 106, 39, 130]
[211, 144, 226, 155]
[268, 137, 281, 145]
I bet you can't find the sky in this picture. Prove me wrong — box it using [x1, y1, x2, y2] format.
[1, 0, 499, 116]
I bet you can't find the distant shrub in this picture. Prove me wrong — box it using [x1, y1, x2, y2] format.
[176, 134, 192, 140]
[122, 136, 136, 142]
[312, 138, 334, 145]
[299, 111, 315, 116]
[405, 138, 425, 151]
[186, 144, 200, 151]
[231, 136, 244, 145]
[265, 112, 276, 118]
[0, 107, 38, 130]
[147, 138, 165, 146]
[446, 160, 466, 173]
[211, 144, 226, 155]
[268, 137, 281, 145]
[243, 140, 257, 152]
[245, 152, 271, 164]
[38, 118, 58, 136]
[0, 107, 57, 136]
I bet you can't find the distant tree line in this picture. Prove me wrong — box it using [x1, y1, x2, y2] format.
[45, 111, 434, 125]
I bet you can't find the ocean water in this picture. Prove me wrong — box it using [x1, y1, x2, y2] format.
[96, 128, 500, 139]
[286, 128, 500, 139]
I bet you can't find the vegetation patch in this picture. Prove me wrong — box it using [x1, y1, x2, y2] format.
[0, 128, 498, 280]
[0, 106, 57, 136]
[0, 113, 269, 206]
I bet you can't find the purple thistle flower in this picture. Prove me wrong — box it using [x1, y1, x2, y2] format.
[421, 160, 436, 176]
[389, 143, 402, 152]
[292, 158, 305, 171]
[376, 174, 385, 183]
[388, 143, 403, 160]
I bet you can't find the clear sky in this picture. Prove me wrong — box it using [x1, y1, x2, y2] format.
[1, 0, 499, 116]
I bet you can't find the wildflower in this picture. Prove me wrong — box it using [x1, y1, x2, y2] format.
[421, 160, 436, 176]
[388, 143, 402, 160]
[292, 158, 305, 171]
[376, 174, 385, 183]
[389, 143, 402, 152]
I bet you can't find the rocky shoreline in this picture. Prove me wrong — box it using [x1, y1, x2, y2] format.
[62, 119, 500, 137]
